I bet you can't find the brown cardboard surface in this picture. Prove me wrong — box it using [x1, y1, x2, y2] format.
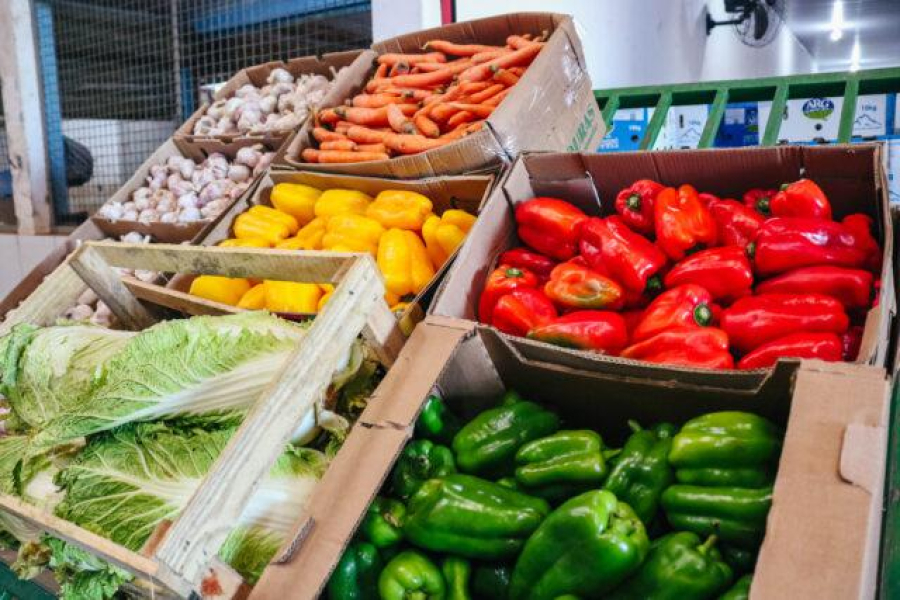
[175, 50, 367, 150]
[254, 318, 889, 599]
[431, 144, 896, 374]
[91, 138, 265, 244]
[277, 13, 605, 178]
[184, 168, 494, 317]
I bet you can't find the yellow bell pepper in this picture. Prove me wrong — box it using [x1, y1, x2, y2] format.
[319, 284, 335, 294]
[366, 190, 434, 230]
[248, 205, 299, 235]
[237, 283, 267, 309]
[385, 291, 400, 307]
[277, 217, 327, 250]
[218, 237, 272, 248]
[435, 221, 468, 257]
[440, 209, 477, 233]
[314, 189, 372, 219]
[322, 214, 385, 255]
[263, 280, 322, 313]
[234, 212, 290, 245]
[421, 215, 448, 269]
[270, 183, 322, 225]
[317, 291, 333, 312]
[189, 276, 251, 306]
[377, 229, 435, 298]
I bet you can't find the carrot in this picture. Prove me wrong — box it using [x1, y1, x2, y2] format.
[457, 81, 492, 95]
[492, 68, 520, 87]
[374, 63, 389, 78]
[467, 83, 505, 104]
[414, 113, 441, 138]
[334, 104, 417, 127]
[381, 88, 435, 101]
[424, 40, 505, 56]
[483, 88, 511, 107]
[356, 143, 388, 153]
[506, 35, 541, 49]
[509, 66, 526, 76]
[317, 150, 390, 163]
[301, 148, 320, 163]
[387, 103, 418, 134]
[446, 110, 474, 129]
[389, 62, 414, 77]
[318, 109, 340, 124]
[384, 133, 450, 154]
[352, 93, 402, 108]
[471, 49, 512, 64]
[320, 140, 357, 151]
[312, 127, 347, 143]
[377, 52, 446, 66]
[414, 61, 458, 72]
[429, 103, 461, 123]
[388, 68, 456, 89]
[440, 120, 484, 140]
[458, 43, 543, 83]
[347, 125, 391, 144]
[448, 103, 495, 119]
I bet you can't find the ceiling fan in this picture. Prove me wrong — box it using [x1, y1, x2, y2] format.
[706, 0, 787, 47]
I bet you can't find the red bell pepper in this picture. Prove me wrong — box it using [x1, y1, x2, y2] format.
[579, 216, 667, 293]
[491, 287, 557, 337]
[841, 213, 882, 271]
[614, 179, 664, 235]
[708, 199, 765, 248]
[755, 265, 873, 309]
[698, 192, 719, 206]
[663, 246, 753, 302]
[751, 217, 872, 276]
[621, 327, 734, 369]
[478, 265, 539, 323]
[654, 185, 717, 260]
[770, 179, 832, 220]
[621, 309, 645, 340]
[631, 284, 715, 343]
[527, 311, 628, 354]
[543, 262, 624, 310]
[737, 332, 843, 370]
[743, 188, 777, 216]
[720, 293, 849, 353]
[515, 198, 587, 261]
[841, 326, 864, 361]
[498, 247, 558, 282]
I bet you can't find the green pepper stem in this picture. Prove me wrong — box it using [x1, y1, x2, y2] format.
[698, 534, 718, 555]
[627, 420, 643, 433]
[626, 194, 642, 212]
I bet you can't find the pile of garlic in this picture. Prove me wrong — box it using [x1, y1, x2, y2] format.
[192, 67, 335, 137]
[97, 147, 273, 224]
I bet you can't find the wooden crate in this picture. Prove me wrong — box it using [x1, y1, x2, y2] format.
[0, 241, 405, 597]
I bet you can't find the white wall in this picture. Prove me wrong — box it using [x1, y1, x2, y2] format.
[372, 0, 441, 42]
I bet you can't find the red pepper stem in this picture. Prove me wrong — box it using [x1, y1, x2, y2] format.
[757, 197, 770, 214]
[626, 194, 642, 212]
[746, 242, 756, 260]
[645, 276, 663, 293]
[505, 267, 523, 278]
[780, 183, 789, 191]
[698, 534, 718, 555]
[694, 304, 712, 326]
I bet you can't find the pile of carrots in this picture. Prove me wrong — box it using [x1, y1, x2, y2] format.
[302, 33, 548, 164]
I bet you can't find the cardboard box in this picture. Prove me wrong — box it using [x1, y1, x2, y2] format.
[185, 168, 496, 328]
[175, 51, 367, 150]
[431, 144, 897, 374]
[91, 138, 267, 244]
[252, 318, 890, 599]
[276, 13, 605, 178]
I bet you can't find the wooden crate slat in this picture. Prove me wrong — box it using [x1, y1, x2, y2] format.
[69, 245, 156, 330]
[153, 254, 386, 584]
[123, 277, 242, 318]
[0, 261, 87, 335]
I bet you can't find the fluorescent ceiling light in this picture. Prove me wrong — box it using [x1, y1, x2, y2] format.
[850, 37, 861, 71]
[830, 1, 844, 41]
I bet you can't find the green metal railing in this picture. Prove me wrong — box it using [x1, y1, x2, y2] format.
[595, 67, 900, 150]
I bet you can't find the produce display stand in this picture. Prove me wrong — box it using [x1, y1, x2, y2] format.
[0, 241, 404, 597]
[594, 67, 900, 149]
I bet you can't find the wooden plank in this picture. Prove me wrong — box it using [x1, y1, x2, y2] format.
[361, 299, 404, 368]
[123, 277, 241, 317]
[0, 260, 85, 335]
[88, 241, 355, 283]
[68, 245, 156, 330]
[153, 255, 386, 585]
[0, 0, 52, 234]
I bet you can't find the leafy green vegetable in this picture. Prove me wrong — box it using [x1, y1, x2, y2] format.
[46, 537, 132, 600]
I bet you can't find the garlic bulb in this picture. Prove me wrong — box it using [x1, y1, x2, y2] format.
[207, 99, 227, 120]
[133, 187, 153, 203]
[64, 304, 94, 322]
[207, 154, 230, 179]
[138, 209, 158, 223]
[159, 211, 178, 223]
[90, 302, 113, 327]
[236, 84, 258, 99]
[178, 158, 196, 180]
[77, 288, 99, 306]
[268, 68, 294, 84]
[236, 146, 262, 168]
[194, 115, 217, 136]
[135, 270, 157, 283]
[122, 209, 139, 221]
[177, 192, 200, 210]
[156, 197, 175, 213]
[224, 97, 245, 119]
[270, 81, 294, 98]
[191, 168, 215, 190]
[227, 164, 251, 183]
[179, 207, 202, 222]
[122, 201, 136, 212]
[199, 180, 234, 205]
[120, 231, 150, 244]
[98, 203, 124, 220]
[134, 195, 152, 211]
[253, 152, 275, 177]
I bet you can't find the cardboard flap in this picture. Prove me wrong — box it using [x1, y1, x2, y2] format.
[839, 423, 887, 495]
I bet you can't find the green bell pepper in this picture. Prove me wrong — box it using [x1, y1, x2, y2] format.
[669, 412, 782, 487]
[661, 485, 773, 550]
[404, 473, 550, 560]
[452, 391, 560, 477]
[379, 550, 446, 600]
[391, 439, 457, 500]
[496, 476, 521, 491]
[359, 497, 406, 548]
[442, 556, 472, 600]
[417, 395, 462, 444]
[718, 574, 752, 600]
[607, 532, 733, 599]
[327, 541, 381, 600]
[720, 544, 756, 575]
[471, 563, 511, 600]
[514, 430, 607, 501]
[509, 490, 649, 600]
[602, 421, 676, 524]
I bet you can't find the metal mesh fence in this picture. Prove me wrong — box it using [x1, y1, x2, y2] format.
[0, 0, 372, 225]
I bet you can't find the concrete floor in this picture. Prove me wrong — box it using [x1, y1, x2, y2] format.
[0, 234, 69, 299]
